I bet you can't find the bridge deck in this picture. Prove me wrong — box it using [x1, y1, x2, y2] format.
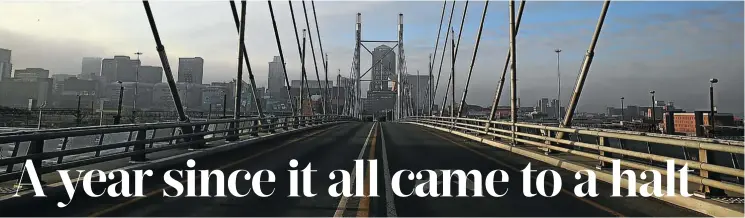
[0, 122, 710, 216]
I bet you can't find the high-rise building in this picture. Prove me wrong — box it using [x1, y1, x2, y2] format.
[101, 58, 117, 83]
[0, 48, 11, 81]
[14, 68, 50, 81]
[177, 57, 204, 84]
[114, 56, 136, 82]
[267, 56, 285, 99]
[405, 74, 430, 111]
[138, 66, 163, 84]
[80, 57, 102, 80]
[537, 98, 550, 113]
[370, 45, 396, 91]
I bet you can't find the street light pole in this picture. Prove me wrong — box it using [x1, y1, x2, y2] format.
[554, 49, 561, 121]
[650, 90, 656, 130]
[114, 81, 124, 124]
[223, 91, 227, 118]
[133, 51, 142, 123]
[76, 94, 82, 126]
[37, 102, 47, 129]
[709, 78, 718, 137]
[620, 96, 625, 121]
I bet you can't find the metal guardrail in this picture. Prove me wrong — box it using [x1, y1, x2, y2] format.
[0, 115, 351, 182]
[406, 116, 744, 197]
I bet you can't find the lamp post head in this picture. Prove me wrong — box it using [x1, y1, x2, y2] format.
[650, 90, 655, 95]
[554, 49, 562, 53]
[620, 97, 624, 100]
[710, 78, 718, 84]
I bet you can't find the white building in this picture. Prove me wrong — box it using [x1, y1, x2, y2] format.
[177, 57, 204, 84]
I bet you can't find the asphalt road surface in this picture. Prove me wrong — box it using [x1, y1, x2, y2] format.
[0, 122, 705, 217]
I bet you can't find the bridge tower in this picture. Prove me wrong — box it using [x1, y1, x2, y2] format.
[353, 13, 407, 120]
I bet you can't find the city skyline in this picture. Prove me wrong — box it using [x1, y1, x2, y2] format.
[0, 1, 741, 114]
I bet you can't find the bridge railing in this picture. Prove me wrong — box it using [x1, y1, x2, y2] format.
[0, 115, 350, 182]
[406, 116, 744, 197]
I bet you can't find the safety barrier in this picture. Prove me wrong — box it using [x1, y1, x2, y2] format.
[0, 115, 351, 182]
[406, 116, 744, 197]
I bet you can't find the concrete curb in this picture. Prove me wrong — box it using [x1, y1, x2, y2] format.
[0, 121, 346, 202]
[405, 121, 744, 217]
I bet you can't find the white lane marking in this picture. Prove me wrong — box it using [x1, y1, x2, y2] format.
[333, 122, 377, 217]
[380, 124, 398, 217]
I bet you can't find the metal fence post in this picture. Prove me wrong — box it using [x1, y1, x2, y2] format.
[595, 136, 611, 169]
[250, 120, 259, 136]
[226, 121, 239, 142]
[543, 129, 554, 155]
[190, 124, 205, 149]
[268, 118, 276, 133]
[19, 139, 45, 185]
[131, 129, 148, 162]
[695, 148, 726, 198]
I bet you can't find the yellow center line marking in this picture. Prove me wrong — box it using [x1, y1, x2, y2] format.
[356, 124, 378, 217]
[334, 122, 376, 217]
[88, 126, 340, 217]
[422, 128, 626, 217]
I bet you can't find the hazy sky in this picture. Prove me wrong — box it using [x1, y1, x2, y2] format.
[0, 0, 742, 115]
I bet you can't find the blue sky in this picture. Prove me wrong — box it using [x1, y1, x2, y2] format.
[0, 0, 742, 114]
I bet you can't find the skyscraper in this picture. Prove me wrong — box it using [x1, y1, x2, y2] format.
[0, 48, 12, 81]
[267, 56, 285, 100]
[370, 45, 396, 91]
[80, 57, 102, 80]
[177, 57, 204, 84]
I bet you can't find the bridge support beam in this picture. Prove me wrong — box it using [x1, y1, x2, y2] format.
[556, 0, 611, 140]
[17, 139, 46, 186]
[130, 129, 149, 163]
[142, 1, 193, 138]
[695, 149, 726, 198]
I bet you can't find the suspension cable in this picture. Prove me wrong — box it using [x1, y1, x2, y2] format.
[228, 0, 264, 120]
[457, 0, 489, 117]
[302, 0, 327, 115]
[267, 0, 297, 115]
[432, 0, 456, 114]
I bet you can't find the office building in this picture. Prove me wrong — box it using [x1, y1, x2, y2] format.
[664, 112, 736, 136]
[267, 56, 285, 99]
[56, 77, 98, 108]
[364, 45, 397, 115]
[405, 74, 430, 112]
[51, 74, 77, 92]
[80, 57, 102, 80]
[290, 80, 333, 89]
[138, 66, 163, 84]
[202, 84, 233, 112]
[177, 57, 204, 84]
[370, 45, 396, 91]
[14, 68, 50, 81]
[101, 58, 117, 83]
[0, 48, 11, 81]
[114, 56, 136, 82]
[0, 78, 53, 108]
